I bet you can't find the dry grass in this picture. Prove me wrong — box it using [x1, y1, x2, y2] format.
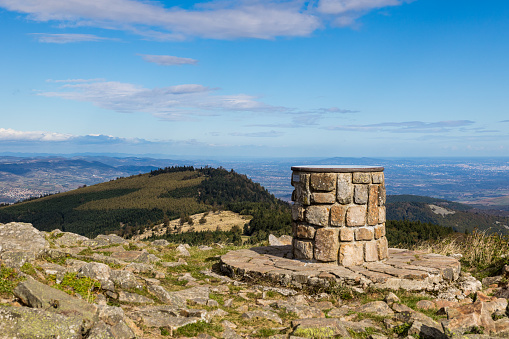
[410, 229, 509, 278]
[134, 210, 250, 241]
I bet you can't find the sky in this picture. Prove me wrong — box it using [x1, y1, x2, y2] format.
[1, 0, 509, 158]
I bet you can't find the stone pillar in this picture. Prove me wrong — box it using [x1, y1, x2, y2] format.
[291, 165, 388, 266]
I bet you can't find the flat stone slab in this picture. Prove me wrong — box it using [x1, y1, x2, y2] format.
[220, 246, 461, 291]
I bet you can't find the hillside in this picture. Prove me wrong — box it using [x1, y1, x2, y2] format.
[387, 195, 509, 234]
[0, 166, 291, 239]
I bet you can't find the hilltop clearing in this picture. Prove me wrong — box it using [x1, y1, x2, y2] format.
[133, 210, 251, 241]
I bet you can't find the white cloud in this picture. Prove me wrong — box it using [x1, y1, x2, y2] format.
[0, 0, 411, 40]
[139, 54, 198, 66]
[230, 130, 284, 137]
[317, 0, 406, 14]
[29, 33, 115, 43]
[0, 128, 153, 145]
[326, 120, 476, 133]
[39, 79, 276, 119]
[0, 128, 72, 141]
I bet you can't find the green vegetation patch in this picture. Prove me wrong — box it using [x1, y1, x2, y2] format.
[174, 320, 222, 337]
[53, 272, 100, 303]
[0, 265, 25, 296]
[293, 327, 335, 338]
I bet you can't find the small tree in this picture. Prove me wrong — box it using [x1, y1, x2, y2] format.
[199, 216, 207, 224]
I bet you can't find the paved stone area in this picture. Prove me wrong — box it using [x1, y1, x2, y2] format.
[220, 246, 461, 291]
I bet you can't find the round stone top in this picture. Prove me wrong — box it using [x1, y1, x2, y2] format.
[291, 165, 384, 173]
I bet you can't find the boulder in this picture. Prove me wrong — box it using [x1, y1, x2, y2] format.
[0, 223, 49, 267]
[176, 244, 191, 257]
[269, 234, 292, 246]
[51, 230, 90, 247]
[78, 262, 112, 282]
[13, 278, 98, 331]
[152, 239, 170, 247]
[355, 301, 394, 316]
[0, 305, 83, 339]
[110, 270, 143, 290]
[118, 291, 154, 304]
[443, 300, 496, 335]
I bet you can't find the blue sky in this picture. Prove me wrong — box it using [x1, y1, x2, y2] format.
[1, 0, 508, 158]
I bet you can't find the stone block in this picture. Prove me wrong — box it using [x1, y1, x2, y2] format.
[340, 228, 354, 241]
[330, 205, 347, 227]
[346, 205, 366, 226]
[354, 184, 368, 204]
[314, 228, 340, 262]
[365, 241, 378, 262]
[356, 227, 374, 241]
[378, 207, 386, 223]
[367, 185, 379, 226]
[296, 224, 316, 240]
[294, 184, 311, 206]
[372, 172, 384, 184]
[374, 224, 385, 239]
[291, 204, 305, 221]
[311, 192, 336, 204]
[339, 242, 364, 267]
[306, 205, 330, 226]
[336, 173, 353, 204]
[291, 172, 305, 186]
[293, 239, 314, 260]
[378, 184, 386, 206]
[353, 172, 371, 184]
[293, 173, 310, 205]
[377, 237, 389, 260]
[310, 173, 336, 192]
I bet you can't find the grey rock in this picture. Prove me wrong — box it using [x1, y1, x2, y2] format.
[147, 284, 185, 307]
[172, 286, 210, 302]
[0, 305, 83, 339]
[52, 231, 90, 247]
[118, 291, 154, 304]
[110, 270, 143, 290]
[242, 310, 282, 324]
[177, 244, 191, 256]
[0, 222, 49, 258]
[355, 301, 394, 316]
[0, 250, 35, 268]
[385, 292, 400, 304]
[13, 278, 98, 331]
[409, 320, 447, 339]
[110, 319, 136, 338]
[223, 327, 242, 339]
[78, 262, 112, 282]
[96, 234, 127, 245]
[97, 304, 125, 326]
[131, 306, 200, 330]
[152, 239, 170, 246]
[88, 320, 115, 339]
[123, 262, 154, 273]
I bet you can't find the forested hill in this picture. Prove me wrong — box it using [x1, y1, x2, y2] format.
[0, 166, 291, 239]
[387, 195, 509, 235]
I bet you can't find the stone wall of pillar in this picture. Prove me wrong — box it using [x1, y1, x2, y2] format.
[291, 166, 388, 267]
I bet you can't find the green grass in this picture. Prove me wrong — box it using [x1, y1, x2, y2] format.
[52, 272, 101, 303]
[174, 320, 222, 337]
[0, 265, 25, 296]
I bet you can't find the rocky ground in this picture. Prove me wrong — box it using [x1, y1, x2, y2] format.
[2, 222, 509, 338]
